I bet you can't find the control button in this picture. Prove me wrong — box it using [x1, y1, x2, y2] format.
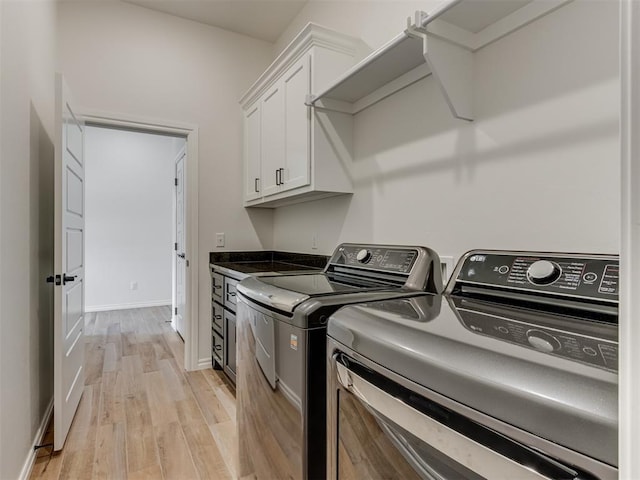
[497, 326, 509, 334]
[356, 249, 372, 264]
[498, 265, 509, 275]
[526, 329, 561, 353]
[527, 260, 562, 285]
[583, 272, 598, 283]
[583, 346, 598, 357]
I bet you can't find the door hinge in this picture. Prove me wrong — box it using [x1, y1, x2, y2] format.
[174, 178, 178, 186]
[174, 242, 178, 251]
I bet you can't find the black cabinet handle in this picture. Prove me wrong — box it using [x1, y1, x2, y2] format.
[177, 253, 186, 259]
[63, 274, 77, 285]
[254, 177, 259, 192]
[214, 285, 222, 290]
[228, 292, 236, 297]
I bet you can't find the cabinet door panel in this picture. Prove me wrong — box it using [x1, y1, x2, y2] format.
[283, 56, 311, 192]
[261, 85, 285, 197]
[244, 104, 262, 201]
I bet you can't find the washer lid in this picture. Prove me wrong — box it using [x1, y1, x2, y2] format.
[327, 294, 618, 467]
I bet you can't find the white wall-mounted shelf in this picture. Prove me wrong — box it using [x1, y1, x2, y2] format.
[307, 0, 573, 120]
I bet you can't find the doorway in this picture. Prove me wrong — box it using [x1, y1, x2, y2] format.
[81, 113, 199, 371]
[84, 126, 183, 316]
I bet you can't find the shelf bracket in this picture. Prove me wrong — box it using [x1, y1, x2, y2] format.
[406, 11, 474, 121]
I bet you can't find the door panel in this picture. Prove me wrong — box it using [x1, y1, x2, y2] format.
[260, 85, 284, 197]
[66, 229, 83, 271]
[54, 74, 85, 451]
[283, 56, 311, 192]
[65, 168, 83, 216]
[244, 104, 262, 201]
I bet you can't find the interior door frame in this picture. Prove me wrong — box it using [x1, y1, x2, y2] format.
[81, 109, 200, 371]
[620, 0, 639, 476]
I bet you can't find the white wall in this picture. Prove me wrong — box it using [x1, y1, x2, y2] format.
[272, 0, 620, 263]
[0, 1, 57, 478]
[57, 0, 275, 365]
[84, 126, 182, 311]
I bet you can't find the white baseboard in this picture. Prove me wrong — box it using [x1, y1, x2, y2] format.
[197, 357, 213, 370]
[85, 299, 171, 313]
[19, 397, 54, 480]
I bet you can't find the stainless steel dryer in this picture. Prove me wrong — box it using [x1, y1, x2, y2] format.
[236, 243, 443, 480]
[327, 250, 618, 480]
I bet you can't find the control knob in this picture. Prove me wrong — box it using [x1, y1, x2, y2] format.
[526, 329, 561, 353]
[527, 260, 561, 285]
[356, 249, 372, 264]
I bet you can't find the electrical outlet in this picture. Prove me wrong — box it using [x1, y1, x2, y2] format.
[130, 281, 138, 291]
[440, 256, 455, 283]
[312, 233, 318, 250]
[216, 233, 225, 247]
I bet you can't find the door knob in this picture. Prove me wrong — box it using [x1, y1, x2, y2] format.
[63, 274, 77, 285]
[177, 253, 186, 259]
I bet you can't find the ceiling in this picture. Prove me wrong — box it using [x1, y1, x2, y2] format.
[124, 0, 309, 43]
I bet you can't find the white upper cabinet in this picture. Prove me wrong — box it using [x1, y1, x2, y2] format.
[240, 23, 363, 208]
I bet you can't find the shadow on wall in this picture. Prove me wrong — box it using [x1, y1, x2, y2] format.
[245, 207, 275, 249]
[30, 102, 55, 419]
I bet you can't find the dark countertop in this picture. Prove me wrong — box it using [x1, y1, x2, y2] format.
[209, 251, 329, 278]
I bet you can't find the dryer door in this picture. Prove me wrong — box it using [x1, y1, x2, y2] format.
[329, 353, 592, 480]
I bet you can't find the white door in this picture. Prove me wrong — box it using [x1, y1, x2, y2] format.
[53, 74, 85, 451]
[174, 151, 186, 339]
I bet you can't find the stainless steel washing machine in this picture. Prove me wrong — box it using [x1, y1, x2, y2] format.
[327, 250, 618, 480]
[236, 243, 443, 480]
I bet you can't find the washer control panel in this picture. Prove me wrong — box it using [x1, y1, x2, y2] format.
[331, 245, 418, 274]
[455, 252, 619, 303]
[457, 308, 618, 371]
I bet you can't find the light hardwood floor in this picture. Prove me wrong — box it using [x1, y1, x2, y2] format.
[30, 306, 237, 480]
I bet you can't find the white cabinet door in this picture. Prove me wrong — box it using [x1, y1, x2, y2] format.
[282, 55, 311, 192]
[244, 104, 262, 201]
[260, 84, 284, 197]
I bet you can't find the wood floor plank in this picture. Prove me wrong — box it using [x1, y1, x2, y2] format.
[29, 306, 235, 480]
[92, 423, 127, 479]
[186, 371, 231, 426]
[155, 421, 199, 480]
[99, 371, 124, 425]
[182, 421, 231, 480]
[210, 420, 239, 479]
[102, 342, 119, 373]
[126, 425, 159, 474]
[144, 370, 179, 426]
[202, 369, 236, 420]
[127, 464, 164, 480]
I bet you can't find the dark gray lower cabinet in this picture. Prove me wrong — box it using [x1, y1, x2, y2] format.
[210, 265, 238, 384]
[224, 310, 237, 383]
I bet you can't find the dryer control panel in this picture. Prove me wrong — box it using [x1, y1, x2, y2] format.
[451, 251, 619, 304]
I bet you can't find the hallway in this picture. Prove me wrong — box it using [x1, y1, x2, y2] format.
[30, 307, 237, 479]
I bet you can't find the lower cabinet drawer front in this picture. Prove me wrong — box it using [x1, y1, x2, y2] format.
[212, 330, 223, 363]
[225, 277, 239, 310]
[212, 272, 224, 304]
[212, 302, 224, 335]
